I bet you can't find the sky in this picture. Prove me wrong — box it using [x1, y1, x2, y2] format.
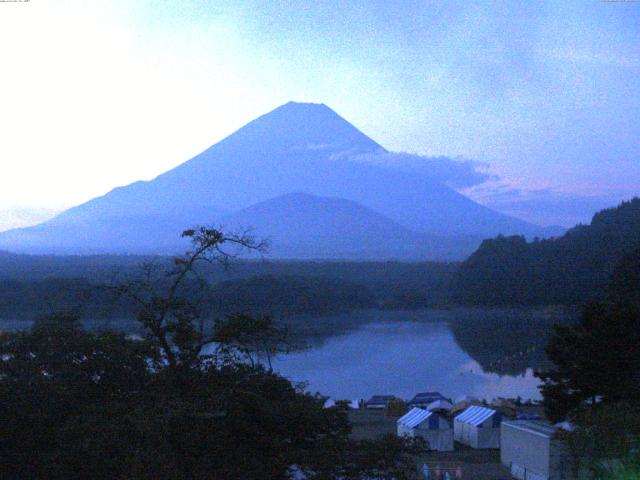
[0, 0, 639, 229]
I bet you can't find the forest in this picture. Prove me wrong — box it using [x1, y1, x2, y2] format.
[453, 198, 640, 306]
[0, 256, 456, 322]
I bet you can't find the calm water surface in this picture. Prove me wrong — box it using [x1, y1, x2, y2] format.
[273, 315, 542, 402]
[0, 309, 547, 402]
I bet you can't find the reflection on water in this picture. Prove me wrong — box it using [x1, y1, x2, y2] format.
[273, 318, 544, 401]
[0, 308, 572, 402]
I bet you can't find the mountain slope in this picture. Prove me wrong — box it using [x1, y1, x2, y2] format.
[219, 192, 481, 260]
[0, 102, 548, 256]
[453, 197, 640, 305]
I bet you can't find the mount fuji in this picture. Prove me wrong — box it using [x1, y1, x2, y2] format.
[0, 102, 555, 259]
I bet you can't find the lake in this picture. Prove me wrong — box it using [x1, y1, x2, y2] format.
[273, 312, 544, 402]
[0, 307, 572, 402]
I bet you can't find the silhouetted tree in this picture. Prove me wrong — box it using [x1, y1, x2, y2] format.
[0, 228, 423, 479]
[212, 313, 292, 370]
[537, 248, 640, 421]
[0, 312, 154, 479]
[537, 247, 640, 474]
[114, 227, 268, 372]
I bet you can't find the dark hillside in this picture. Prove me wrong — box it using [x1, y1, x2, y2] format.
[453, 198, 640, 306]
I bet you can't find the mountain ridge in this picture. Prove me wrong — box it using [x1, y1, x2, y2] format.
[219, 192, 482, 260]
[0, 102, 553, 257]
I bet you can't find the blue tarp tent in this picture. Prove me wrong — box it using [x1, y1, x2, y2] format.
[397, 408, 454, 451]
[453, 405, 501, 449]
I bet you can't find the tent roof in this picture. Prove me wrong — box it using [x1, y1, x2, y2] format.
[427, 399, 453, 412]
[502, 420, 556, 438]
[409, 392, 446, 403]
[455, 405, 497, 426]
[397, 408, 434, 428]
[366, 395, 395, 405]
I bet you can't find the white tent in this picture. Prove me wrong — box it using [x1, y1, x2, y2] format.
[426, 399, 453, 413]
[501, 420, 574, 480]
[454, 405, 501, 449]
[397, 408, 454, 451]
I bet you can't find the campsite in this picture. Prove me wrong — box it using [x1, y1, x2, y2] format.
[347, 392, 572, 480]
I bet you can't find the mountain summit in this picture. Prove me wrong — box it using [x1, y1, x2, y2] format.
[0, 102, 551, 257]
[213, 101, 383, 153]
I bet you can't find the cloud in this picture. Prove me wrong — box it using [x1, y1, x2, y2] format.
[347, 152, 628, 228]
[465, 182, 628, 227]
[344, 151, 498, 189]
[340, 150, 634, 228]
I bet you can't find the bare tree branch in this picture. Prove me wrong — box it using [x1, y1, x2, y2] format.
[111, 226, 267, 369]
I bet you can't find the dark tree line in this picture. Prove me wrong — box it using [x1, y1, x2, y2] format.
[453, 198, 640, 306]
[208, 274, 376, 317]
[0, 275, 377, 322]
[0, 263, 455, 321]
[537, 246, 640, 476]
